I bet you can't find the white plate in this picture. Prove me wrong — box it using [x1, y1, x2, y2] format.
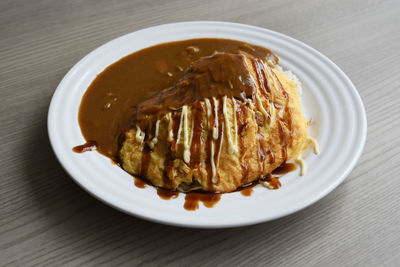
[48, 21, 367, 228]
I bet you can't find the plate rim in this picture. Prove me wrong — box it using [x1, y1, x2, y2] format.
[48, 21, 367, 228]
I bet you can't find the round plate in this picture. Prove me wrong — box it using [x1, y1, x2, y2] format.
[48, 21, 367, 228]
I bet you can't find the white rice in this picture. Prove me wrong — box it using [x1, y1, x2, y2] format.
[274, 64, 303, 95]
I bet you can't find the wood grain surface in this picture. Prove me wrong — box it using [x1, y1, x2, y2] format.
[1, 0, 400, 266]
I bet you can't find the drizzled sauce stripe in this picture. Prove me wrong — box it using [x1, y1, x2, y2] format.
[271, 68, 289, 99]
[269, 100, 276, 125]
[295, 156, 307, 176]
[232, 97, 238, 148]
[307, 136, 320, 154]
[163, 112, 181, 187]
[222, 96, 237, 154]
[255, 93, 270, 125]
[190, 101, 204, 169]
[216, 121, 225, 171]
[182, 106, 190, 163]
[236, 102, 250, 183]
[149, 119, 160, 148]
[246, 99, 264, 172]
[212, 100, 224, 185]
[277, 120, 288, 161]
[176, 106, 185, 149]
[188, 110, 195, 149]
[135, 125, 145, 144]
[263, 65, 277, 104]
[212, 97, 219, 140]
[205, 98, 212, 130]
[251, 59, 270, 99]
[167, 113, 173, 142]
[210, 141, 216, 183]
[206, 98, 215, 190]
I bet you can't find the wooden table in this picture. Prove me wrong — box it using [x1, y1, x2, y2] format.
[1, 0, 399, 265]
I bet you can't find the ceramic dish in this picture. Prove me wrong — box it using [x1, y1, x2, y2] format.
[48, 21, 367, 228]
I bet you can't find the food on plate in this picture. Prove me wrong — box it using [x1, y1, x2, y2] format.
[75, 38, 318, 195]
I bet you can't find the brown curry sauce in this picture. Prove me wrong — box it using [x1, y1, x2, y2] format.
[73, 38, 297, 211]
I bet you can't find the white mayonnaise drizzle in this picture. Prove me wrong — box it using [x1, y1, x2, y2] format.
[176, 106, 185, 147]
[205, 98, 212, 130]
[135, 125, 145, 151]
[167, 113, 173, 142]
[265, 63, 286, 123]
[148, 119, 160, 149]
[212, 97, 219, 140]
[295, 156, 306, 176]
[261, 181, 274, 190]
[211, 121, 225, 184]
[216, 121, 224, 170]
[269, 101, 276, 125]
[307, 136, 320, 154]
[222, 96, 237, 154]
[293, 137, 319, 176]
[210, 141, 216, 183]
[182, 106, 191, 164]
[255, 93, 270, 125]
[232, 97, 238, 148]
[188, 111, 194, 151]
[135, 125, 145, 144]
[246, 98, 255, 110]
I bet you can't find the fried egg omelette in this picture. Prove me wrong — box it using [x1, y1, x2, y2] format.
[119, 52, 316, 192]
